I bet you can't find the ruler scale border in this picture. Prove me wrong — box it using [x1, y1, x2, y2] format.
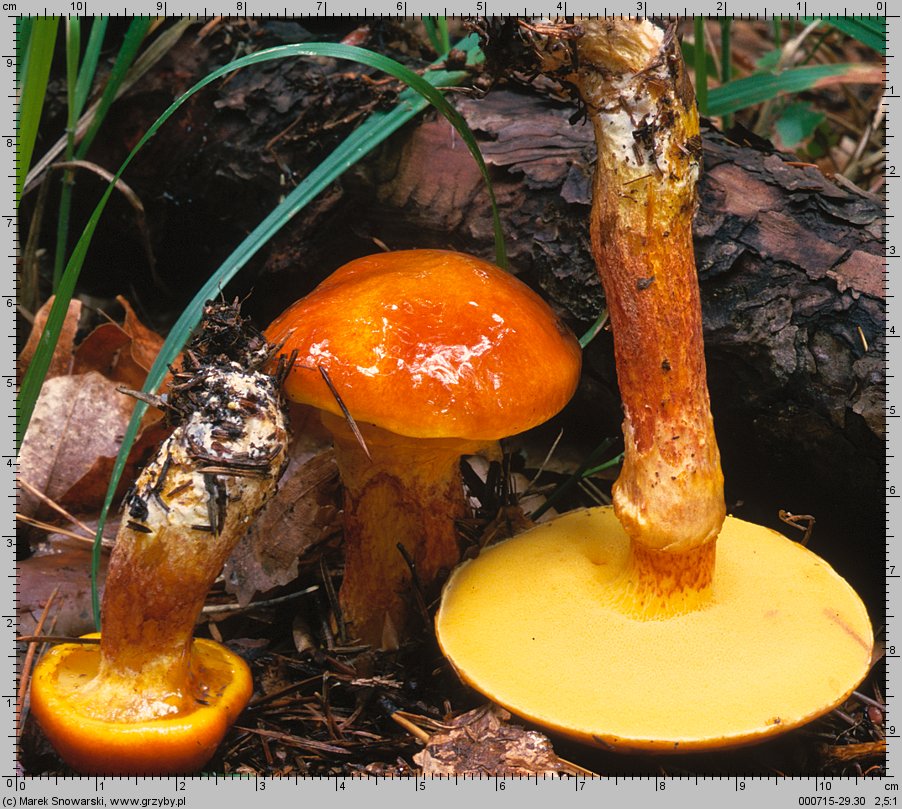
[8, 7, 894, 805]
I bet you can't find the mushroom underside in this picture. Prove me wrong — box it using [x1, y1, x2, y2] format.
[436, 507, 873, 752]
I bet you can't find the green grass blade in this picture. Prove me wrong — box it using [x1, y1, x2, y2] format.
[578, 308, 607, 349]
[17, 17, 59, 206]
[437, 17, 450, 55]
[719, 18, 732, 84]
[53, 19, 82, 288]
[803, 15, 886, 54]
[75, 17, 153, 159]
[15, 17, 34, 85]
[707, 62, 875, 117]
[74, 17, 109, 115]
[582, 452, 624, 478]
[693, 17, 709, 116]
[54, 18, 108, 288]
[681, 41, 717, 78]
[423, 17, 451, 55]
[423, 17, 443, 55]
[720, 18, 733, 129]
[64, 19, 80, 120]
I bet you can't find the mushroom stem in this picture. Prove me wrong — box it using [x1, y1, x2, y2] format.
[573, 19, 725, 609]
[93, 354, 287, 718]
[30, 302, 290, 773]
[323, 412, 490, 649]
[95, 450, 278, 719]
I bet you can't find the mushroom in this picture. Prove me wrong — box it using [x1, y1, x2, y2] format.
[435, 19, 873, 752]
[29, 302, 290, 774]
[265, 249, 582, 649]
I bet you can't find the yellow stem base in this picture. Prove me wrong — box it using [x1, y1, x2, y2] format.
[615, 541, 716, 619]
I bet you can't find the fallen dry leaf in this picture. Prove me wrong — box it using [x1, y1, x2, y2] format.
[17, 296, 83, 384]
[413, 705, 587, 777]
[17, 526, 115, 639]
[18, 297, 170, 550]
[57, 417, 170, 513]
[223, 437, 340, 607]
[18, 372, 143, 525]
[118, 297, 164, 371]
[73, 296, 166, 389]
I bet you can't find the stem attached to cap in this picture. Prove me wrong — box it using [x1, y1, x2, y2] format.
[542, 19, 725, 615]
[30, 303, 290, 774]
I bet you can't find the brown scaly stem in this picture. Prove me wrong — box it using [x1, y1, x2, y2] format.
[533, 19, 725, 614]
[322, 412, 491, 650]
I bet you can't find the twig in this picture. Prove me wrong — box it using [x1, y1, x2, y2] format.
[49, 160, 160, 288]
[396, 543, 431, 631]
[196, 16, 222, 40]
[819, 739, 886, 764]
[15, 512, 113, 548]
[318, 365, 370, 460]
[17, 587, 59, 740]
[852, 690, 886, 711]
[18, 478, 106, 543]
[391, 711, 431, 743]
[318, 557, 346, 645]
[200, 585, 318, 614]
[232, 725, 351, 756]
[17, 635, 100, 645]
[778, 509, 816, 547]
[524, 428, 564, 496]
[842, 100, 883, 180]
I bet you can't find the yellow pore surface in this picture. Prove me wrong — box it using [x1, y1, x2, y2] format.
[436, 508, 873, 752]
[30, 635, 252, 775]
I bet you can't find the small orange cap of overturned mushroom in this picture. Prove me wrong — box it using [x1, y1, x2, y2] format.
[265, 249, 582, 441]
[30, 635, 253, 776]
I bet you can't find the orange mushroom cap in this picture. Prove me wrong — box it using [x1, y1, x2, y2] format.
[29, 635, 253, 775]
[265, 249, 582, 440]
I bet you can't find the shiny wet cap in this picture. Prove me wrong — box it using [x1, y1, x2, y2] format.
[266, 250, 582, 440]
